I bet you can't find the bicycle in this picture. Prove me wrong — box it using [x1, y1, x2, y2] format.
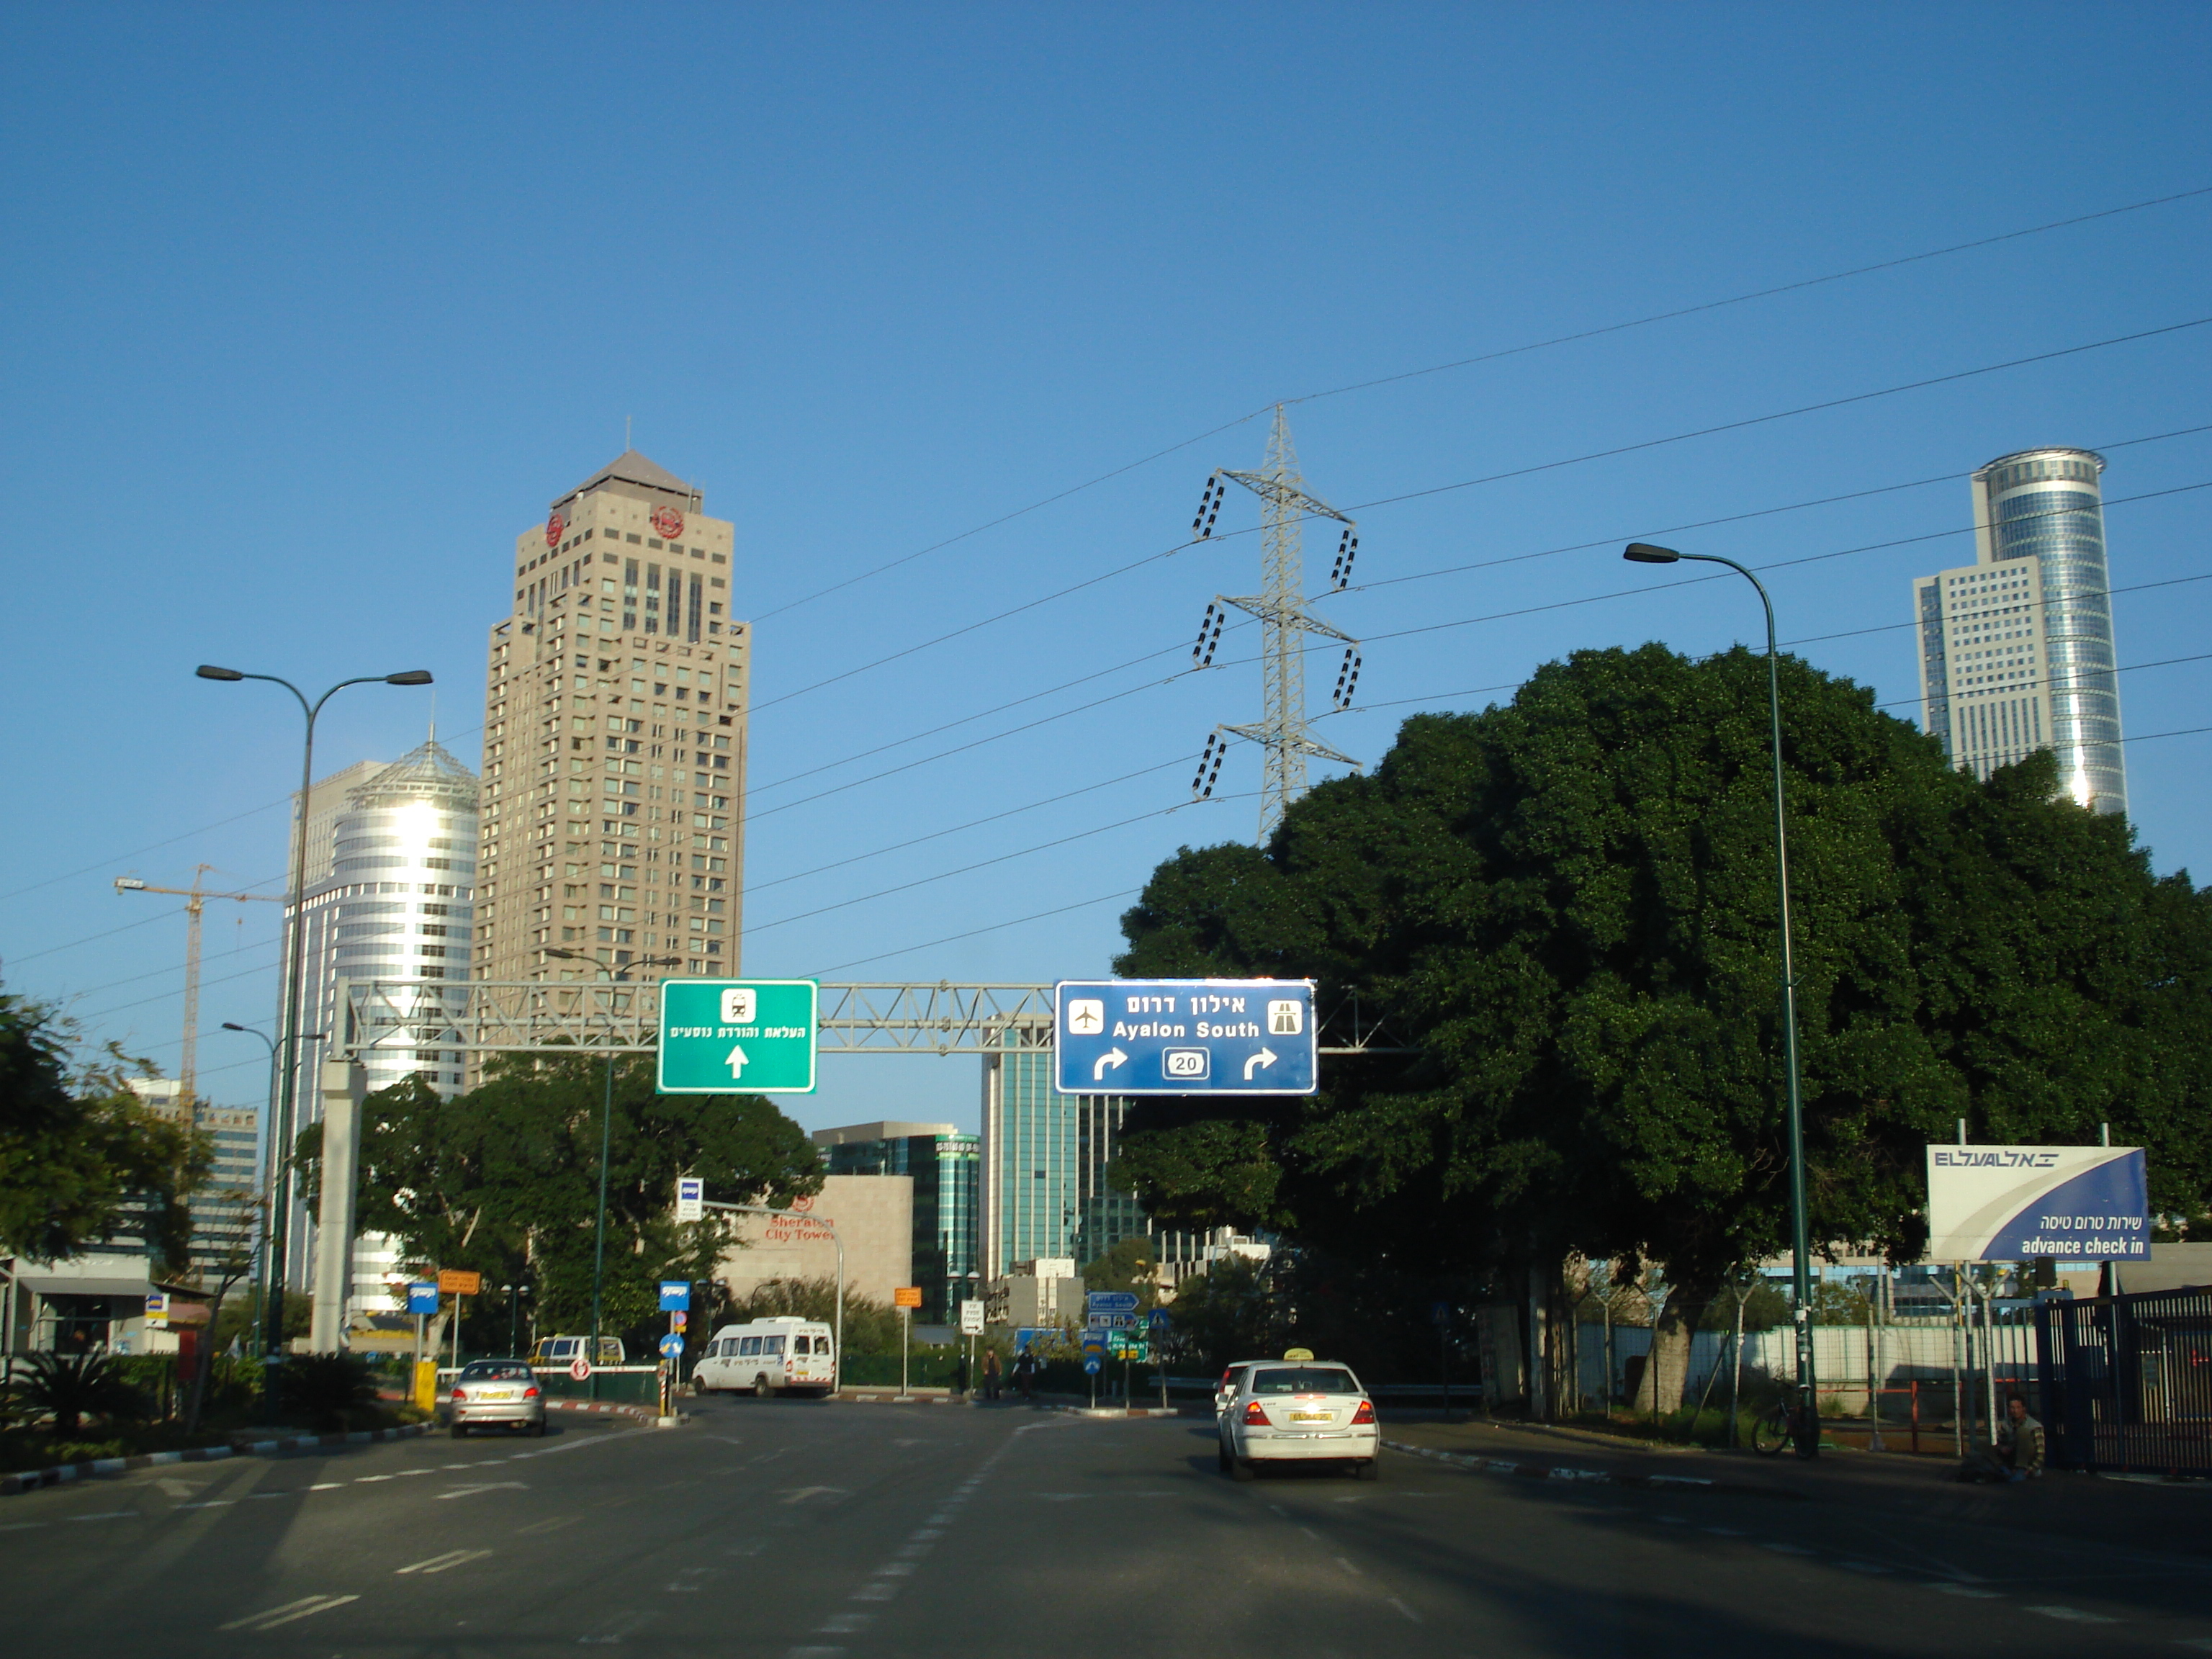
[1750, 1397, 1819, 1457]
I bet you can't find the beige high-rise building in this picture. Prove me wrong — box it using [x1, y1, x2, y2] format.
[474, 451, 748, 988]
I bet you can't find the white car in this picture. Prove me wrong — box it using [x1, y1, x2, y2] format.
[1214, 1360, 1267, 1418]
[1218, 1360, 1379, 1480]
[690, 1317, 837, 1397]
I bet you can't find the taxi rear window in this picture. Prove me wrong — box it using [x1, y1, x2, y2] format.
[461, 1361, 532, 1380]
[1250, 1367, 1357, 1396]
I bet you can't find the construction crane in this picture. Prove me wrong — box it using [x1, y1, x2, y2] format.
[114, 866, 284, 1112]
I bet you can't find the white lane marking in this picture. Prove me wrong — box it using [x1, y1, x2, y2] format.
[1761, 1543, 1814, 1555]
[355, 1474, 395, 1483]
[909, 1529, 943, 1542]
[1837, 1562, 1891, 1574]
[667, 1568, 725, 1592]
[1930, 1584, 2001, 1599]
[2173, 1638, 2212, 1651]
[1388, 1598, 1422, 1624]
[177, 1501, 236, 1509]
[819, 1614, 872, 1633]
[72, 1511, 137, 1521]
[395, 1468, 435, 1478]
[849, 1583, 899, 1601]
[220, 1594, 359, 1631]
[0, 1522, 47, 1532]
[2027, 1606, 2116, 1624]
[1701, 1527, 1743, 1537]
[398, 1548, 493, 1575]
[437, 1481, 529, 1500]
[156, 1478, 205, 1498]
[778, 1486, 848, 1504]
[788, 1648, 845, 1658]
[245, 1492, 289, 1501]
[309, 1482, 343, 1491]
[577, 1608, 657, 1644]
[1335, 1557, 1362, 1577]
[873, 1562, 916, 1577]
[1300, 1527, 1321, 1540]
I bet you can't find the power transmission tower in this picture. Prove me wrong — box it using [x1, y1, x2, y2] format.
[1188, 405, 1363, 840]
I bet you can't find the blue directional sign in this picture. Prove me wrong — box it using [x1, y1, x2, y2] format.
[1055, 979, 1317, 1097]
[659, 1281, 692, 1312]
[1087, 1290, 1139, 1316]
[406, 1282, 439, 1316]
[658, 1333, 685, 1360]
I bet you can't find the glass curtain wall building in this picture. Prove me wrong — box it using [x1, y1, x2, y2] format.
[284, 738, 480, 1310]
[1914, 447, 2126, 814]
[979, 1048, 1195, 1281]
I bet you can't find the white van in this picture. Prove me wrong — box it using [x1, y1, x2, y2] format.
[692, 1318, 836, 1397]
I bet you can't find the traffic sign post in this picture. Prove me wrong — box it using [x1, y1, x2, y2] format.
[1055, 979, 1316, 1096]
[675, 1177, 704, 1223]
[1080, 1328, 1107, 1408]
[658, 980, 819, 1094]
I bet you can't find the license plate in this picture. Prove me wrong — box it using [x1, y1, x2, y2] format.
[480, 1390, 516, 1401]
[1289, 1410, 1332, 1422]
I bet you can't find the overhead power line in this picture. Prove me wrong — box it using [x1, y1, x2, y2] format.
[753, 184, 2211, 625]
[806, 888, 1146, 980]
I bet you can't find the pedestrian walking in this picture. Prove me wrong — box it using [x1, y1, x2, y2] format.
[982, 1349, 1002, 1401]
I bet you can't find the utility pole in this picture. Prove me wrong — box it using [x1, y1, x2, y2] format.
[115, 868, 284, 1110]
[1189, 405, 1363, 841]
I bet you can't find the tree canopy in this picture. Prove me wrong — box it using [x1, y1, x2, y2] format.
[1112, 645, 2212, 1325]
[0, 989, 206, 1266]
[323, 1052, 821, 1345]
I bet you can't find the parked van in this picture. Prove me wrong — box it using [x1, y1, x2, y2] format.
[692, 1318, 835, 1397]
[530, 1334, 626, 1368]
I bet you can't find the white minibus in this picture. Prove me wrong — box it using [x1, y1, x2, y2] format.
[692, 1317, 836, 1397]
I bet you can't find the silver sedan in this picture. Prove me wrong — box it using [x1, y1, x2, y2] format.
[449, 1359, 547, 1437]
[1218, 1362, 1379, 1479]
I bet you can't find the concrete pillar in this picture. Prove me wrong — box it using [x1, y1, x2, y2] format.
[308, 1060, 368, 1354]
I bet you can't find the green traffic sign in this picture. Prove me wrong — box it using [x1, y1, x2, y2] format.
[657, 979, 818, 1094]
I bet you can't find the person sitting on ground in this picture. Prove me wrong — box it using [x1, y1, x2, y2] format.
[1959, 1393, 2044, 1482]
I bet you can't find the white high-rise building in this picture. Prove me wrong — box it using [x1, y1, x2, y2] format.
[1913, 447, 2127, 814]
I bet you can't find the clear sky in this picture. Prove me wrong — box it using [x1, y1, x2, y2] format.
[3, 4, 2207, 1137]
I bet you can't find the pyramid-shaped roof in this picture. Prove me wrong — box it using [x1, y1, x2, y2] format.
[349, 739, 480, 811]
[558, 449, 696, 508]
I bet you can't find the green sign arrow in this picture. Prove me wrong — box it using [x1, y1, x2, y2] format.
[657, 979, 818, 1094]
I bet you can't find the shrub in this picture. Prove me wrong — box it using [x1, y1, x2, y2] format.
[8, 1352, 150, 1436]
[279, 1354, 378, 1431]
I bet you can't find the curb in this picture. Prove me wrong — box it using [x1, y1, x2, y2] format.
[1058, 1406, 1187, 1419]
[545, 1399, 674, 1428]
[1383, 1439, 1803, 1500]
[837, 1391, 961, 1405]
[1, 1421, 431, 1497]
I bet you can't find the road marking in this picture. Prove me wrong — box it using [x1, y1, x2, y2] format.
[1761, 1543, 1814, 1555]
[438, 1481, 529, 1500]
[72, 1511, 137, 1521]
[517, 1515, 583, 1534]
[667, 1568, 724, 1592]
[156, 1477, 205, 1498]
[1388, 1598, 1422, 1624]
[577, 1609, 657, 1644]
[355, 1474, 395, 1483]
[1701, 1527, 1743, 1537]
[873, 1562, 916, 1577]
[2028, 1606, 2116, 1624]
[1300, 1527, 1321, 1539]
[2173, 1639, 2212, 1651]
[398, 1549, 493, 1575]
[308, 1482, 343, 1491]
[850, 1583, 899, 1601]
[778, 1486, 848, 1504]
[1336, 1557, 1362, 1576]
[0, 1522, 46, 1532]
[819, 1614, 872, 1634]
[788, 1648, 845, 1658]
[220, 1594, 359, 1631]
[1837, 1562, 1891, 1574]
[395, 1468, 435, 1478]
[177, 1501, 236, 1509]
[245, 1491, 289, 1501]
[1930, 1584, 2001, 1599]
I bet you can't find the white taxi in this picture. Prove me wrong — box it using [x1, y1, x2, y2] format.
[1218, 1360, 1379, 1480]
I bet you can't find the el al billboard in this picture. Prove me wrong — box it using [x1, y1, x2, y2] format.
[1924, 1144, 2149, 1263]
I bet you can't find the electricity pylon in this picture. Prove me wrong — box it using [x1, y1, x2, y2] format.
[1188, 405, 1362, 841]
[114, 866, 284, 1110]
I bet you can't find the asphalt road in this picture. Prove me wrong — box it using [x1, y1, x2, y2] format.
[4, 1400, 2209, 1656]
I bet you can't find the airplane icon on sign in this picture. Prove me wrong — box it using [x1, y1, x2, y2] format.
[1067, 999, 1105, 1035]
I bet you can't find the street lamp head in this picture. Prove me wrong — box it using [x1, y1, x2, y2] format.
[222, 1022, 249, 1032]
[195, 664, 246, 681]
[385, 670, 435, 685]
[1623, 542, 1683, 565]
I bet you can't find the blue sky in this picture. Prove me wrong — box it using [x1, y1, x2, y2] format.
[3, 4, 2207, 1136]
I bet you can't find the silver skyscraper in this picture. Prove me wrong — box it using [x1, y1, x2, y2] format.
[1913, 447, 2126, 815]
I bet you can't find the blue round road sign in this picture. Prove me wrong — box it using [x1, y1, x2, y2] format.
[1084, 1357, 1102, 1375]
[658, 1333, 685, 1360]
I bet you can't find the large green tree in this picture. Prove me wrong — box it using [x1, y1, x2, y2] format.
[318, 1053, 820, 1349]
[0, 990, 206, 1267]
[1114, 644, 2212, 1403]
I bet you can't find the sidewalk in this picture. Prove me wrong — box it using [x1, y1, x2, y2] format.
[1382, 1415, 2212, 1559]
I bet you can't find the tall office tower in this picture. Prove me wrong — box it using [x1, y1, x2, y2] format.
[283, 739, 480, 1308]
[814, 1122, 982, 1320]
[1914, 447, 2126, 814]
[979, 1051, 1179, 1280]
[475, 452, 747, 987]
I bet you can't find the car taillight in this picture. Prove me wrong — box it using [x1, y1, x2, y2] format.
[523, 1385, 539, 1398]
[1351, 1400, 1375, 1424]
[451, 1388, 467, 1401]
[1242, 1401, 1269, 1425]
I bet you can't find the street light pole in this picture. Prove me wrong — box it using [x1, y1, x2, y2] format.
[1620, 546, 1817, 1457]
[548, 948, 676, 1400]
[198, 665, 431, 1420]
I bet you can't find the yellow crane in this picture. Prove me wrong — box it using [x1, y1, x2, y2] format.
[114, 866, 284, 1110]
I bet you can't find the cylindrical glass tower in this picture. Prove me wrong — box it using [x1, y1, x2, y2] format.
[1970, 448, 2126, 815]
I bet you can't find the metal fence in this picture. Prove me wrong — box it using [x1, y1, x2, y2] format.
[2035, 1287, 2212, 1477]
